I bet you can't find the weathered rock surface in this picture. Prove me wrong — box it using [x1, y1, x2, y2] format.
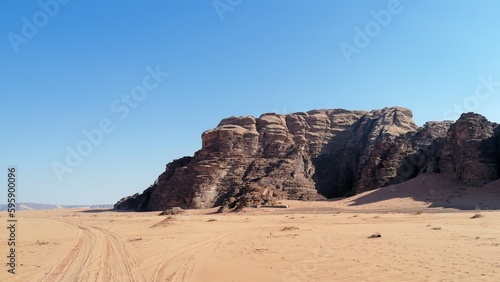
[439, 113, 499, 185]
[114, 107, 500, 211]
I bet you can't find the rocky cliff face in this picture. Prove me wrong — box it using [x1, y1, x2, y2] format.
[114, 107, 500, 211]
[439, 113, 499, 185]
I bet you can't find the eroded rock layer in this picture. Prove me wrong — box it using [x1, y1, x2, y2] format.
[114, 107, 500, 211]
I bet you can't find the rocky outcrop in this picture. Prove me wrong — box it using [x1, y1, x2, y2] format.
[114, 107, 500, 211]
[439, 113, 499, 185]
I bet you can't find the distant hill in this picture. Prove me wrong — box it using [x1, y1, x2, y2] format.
[0, 203, 113, 211]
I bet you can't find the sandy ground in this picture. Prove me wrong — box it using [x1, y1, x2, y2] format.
[2, 174, 500, 282]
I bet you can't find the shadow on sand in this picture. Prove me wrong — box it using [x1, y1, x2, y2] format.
[78, 209, 119, 213]
[347, 173, 500, 210]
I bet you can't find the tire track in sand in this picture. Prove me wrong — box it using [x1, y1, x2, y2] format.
[39, 220, 137, 282]
[148, 232, 236, 282]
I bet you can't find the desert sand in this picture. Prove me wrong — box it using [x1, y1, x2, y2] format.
[2, 174, 500, 282]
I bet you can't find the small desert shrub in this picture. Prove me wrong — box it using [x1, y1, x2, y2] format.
[159, 207, 184, 216]
[281, 226, 299, 232]
[471, 206, 484, 219]
[368, 232, 382, 239]
[432, 227, 442, 230]
[207, 218, 218, 222]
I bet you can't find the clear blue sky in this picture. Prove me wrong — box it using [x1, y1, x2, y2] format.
[2, 0, 500, 205]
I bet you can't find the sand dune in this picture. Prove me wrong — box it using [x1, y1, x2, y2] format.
[343, 174, 500, 211]
[3, 175, 500, 282]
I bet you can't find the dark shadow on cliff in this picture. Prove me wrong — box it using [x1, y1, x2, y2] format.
[311, 117, 372, 198]
[346, 173, 500, 210]
[310, 115, 426, 199]
[494, 124, 500, 178]
[113, 186, 155, 211]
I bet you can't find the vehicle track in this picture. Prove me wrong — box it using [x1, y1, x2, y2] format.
[35, 220, 137, 282]
[136, 231, 236, 282]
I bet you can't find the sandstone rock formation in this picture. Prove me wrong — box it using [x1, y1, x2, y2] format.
[114, 107, 500, 211]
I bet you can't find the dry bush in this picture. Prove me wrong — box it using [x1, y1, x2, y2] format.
[471, 206, 483, 219]
[368, 232, 382, 239]
[281, 226, 299, 232]
[159, 207, 184, 216]
[35, 240, 50, 246]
